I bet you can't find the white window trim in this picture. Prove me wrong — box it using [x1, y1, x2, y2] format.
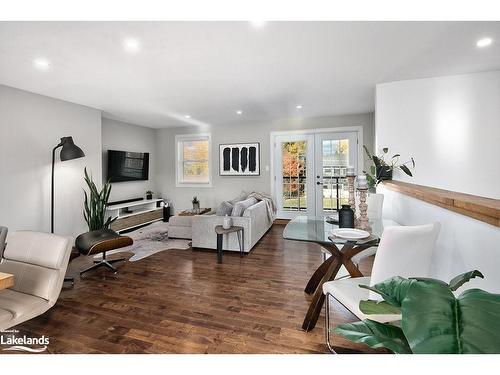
[175, 133, 212, 188]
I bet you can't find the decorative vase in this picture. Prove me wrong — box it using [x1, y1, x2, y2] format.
[146, 193, 153, 200]
[223, 214, 232, 229]
[376, 165, 393, 181]
[338, 205, 355, 228]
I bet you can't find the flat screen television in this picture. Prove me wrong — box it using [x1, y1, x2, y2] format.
[107, 150, 149, 182]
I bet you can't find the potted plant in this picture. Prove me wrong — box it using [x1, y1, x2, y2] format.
[83, 168, 116, 231]
[363, 146, 415, 188]
[332, 270, 500, 353]
[192, 196, 200, 212]
[146, 190, 153, 200]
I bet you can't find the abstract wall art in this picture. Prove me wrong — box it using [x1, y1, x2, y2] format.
[219, 142, 260, 176]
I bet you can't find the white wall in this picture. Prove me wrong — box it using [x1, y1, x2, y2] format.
[156, 113, 374, 211]
[102, 118, 156, 202]
[376, 71, 500, 199]
[376, 71, 500, 293]
[0, 85, 102, 237]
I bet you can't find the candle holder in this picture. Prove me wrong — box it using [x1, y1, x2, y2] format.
[346, 175, 356, 218]
[356, 186, 372, 232]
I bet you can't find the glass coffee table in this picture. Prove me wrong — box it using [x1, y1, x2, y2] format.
[283, 216, 383, 331]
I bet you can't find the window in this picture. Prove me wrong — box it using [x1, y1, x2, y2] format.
[176, 134, 211, 187]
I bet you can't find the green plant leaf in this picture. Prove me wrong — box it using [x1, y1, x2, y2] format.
[372, 155, 381, 167]
[363, 145, 372, 159]
[382, 147, 388, 154]
[369, 165, 376, 175]
[411, 157, 415, 168]
[359, 300, 402, 315]
[400, 164, 413, 177]
[448, 270, 484, 291]
[401, 278, 500, 353]
[391, 154, 400, 159]
[359, 276, 417, 307]
[332, 319, 411, 354]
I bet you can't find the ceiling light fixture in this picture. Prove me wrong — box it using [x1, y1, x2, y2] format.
[236, 110, 243, 115]
[184, 115, 191, 119]
[33, 58, 50, 70]
[123, 37, 141, 53]
[296, 105, 303, 109]
[476, 37, 493, 48]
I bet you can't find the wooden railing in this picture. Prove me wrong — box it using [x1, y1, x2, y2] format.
[382, 180, 500, 227]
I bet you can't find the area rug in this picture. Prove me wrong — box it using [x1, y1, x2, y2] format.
[100, 221, 191, 262]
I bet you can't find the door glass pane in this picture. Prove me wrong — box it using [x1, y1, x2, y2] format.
[281, 141, 307, 211]
[321, 139, 350, 212]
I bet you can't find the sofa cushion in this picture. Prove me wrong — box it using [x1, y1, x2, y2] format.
[216, 201, 233, 216]
[231, 197, 258, 217]
[229, 191, 248, 205]
[0, 308, 13, 327]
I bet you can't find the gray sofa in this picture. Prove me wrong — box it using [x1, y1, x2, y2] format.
[192, 200, 273, 253]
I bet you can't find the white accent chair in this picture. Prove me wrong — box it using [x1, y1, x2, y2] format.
[0, 231, 73, 331]
[323, 222, 441, 353]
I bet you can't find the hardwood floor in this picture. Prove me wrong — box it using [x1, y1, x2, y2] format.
[5, 225, 375, 354]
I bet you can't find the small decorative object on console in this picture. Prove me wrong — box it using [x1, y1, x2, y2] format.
[146, 190, 153, 200]
[192, 196, 200, 213]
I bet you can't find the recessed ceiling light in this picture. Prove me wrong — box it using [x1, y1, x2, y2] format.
[123, 37, 141, 53]
[476, 37, 493, 48]
[249, 21, 267, 29]
[33, 58, 50, 70]
[184, 115, 191, 119]
[236, 110, 243, 115]
[296, 105, 303, 109]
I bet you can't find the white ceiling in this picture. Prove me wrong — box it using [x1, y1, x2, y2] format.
[1, 21, 499, 128]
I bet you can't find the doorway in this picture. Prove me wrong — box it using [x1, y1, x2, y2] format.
[273, 129, 359, 219]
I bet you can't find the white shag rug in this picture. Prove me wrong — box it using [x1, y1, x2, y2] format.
[98, 221, 191, 262]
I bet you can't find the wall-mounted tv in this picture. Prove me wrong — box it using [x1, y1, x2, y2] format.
[107, 150, 149, 182]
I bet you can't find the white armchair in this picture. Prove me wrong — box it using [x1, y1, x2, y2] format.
[0, 231, 73, 331]
[323, 222, 441, 353]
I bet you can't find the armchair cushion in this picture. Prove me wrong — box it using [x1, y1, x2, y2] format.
[4, 231, 70, 270]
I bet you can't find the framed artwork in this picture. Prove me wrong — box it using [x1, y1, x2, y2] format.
[219, 142, 260, 176]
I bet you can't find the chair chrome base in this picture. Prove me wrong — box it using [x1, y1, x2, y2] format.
[325, 293, 338, 354]
[80, 252, 125, 276]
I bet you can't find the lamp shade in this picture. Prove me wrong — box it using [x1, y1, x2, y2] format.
[59, 136, 85, 161]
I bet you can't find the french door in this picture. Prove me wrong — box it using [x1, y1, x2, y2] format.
[274, 131, 358, 219]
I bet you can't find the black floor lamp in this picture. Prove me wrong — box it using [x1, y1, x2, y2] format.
[51, 136, 85, 234]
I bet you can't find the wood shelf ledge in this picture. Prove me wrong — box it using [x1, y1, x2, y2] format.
[381, 180, 500, 227]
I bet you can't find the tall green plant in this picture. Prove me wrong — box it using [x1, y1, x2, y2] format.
[332, 270, 500, 353]
[83, 167, 116, 231]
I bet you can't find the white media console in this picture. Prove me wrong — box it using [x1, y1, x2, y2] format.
[106, 198, 165, 232]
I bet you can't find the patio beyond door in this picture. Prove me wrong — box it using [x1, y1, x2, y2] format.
[274, 130, 358, 219]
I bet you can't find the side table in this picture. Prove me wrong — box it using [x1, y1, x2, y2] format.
[214, 225, 244, 263]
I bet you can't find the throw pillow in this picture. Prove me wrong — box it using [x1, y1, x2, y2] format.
[216, 201, 233, 216]
[231, 197, 258, 217]
[229, 191, 248, 205]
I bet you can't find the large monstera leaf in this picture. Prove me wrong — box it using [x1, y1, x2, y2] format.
[401, 279, 500, 353]
[332, 271, 500, 353]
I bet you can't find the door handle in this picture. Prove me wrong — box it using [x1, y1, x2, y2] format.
[316, 181, 323, 185]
